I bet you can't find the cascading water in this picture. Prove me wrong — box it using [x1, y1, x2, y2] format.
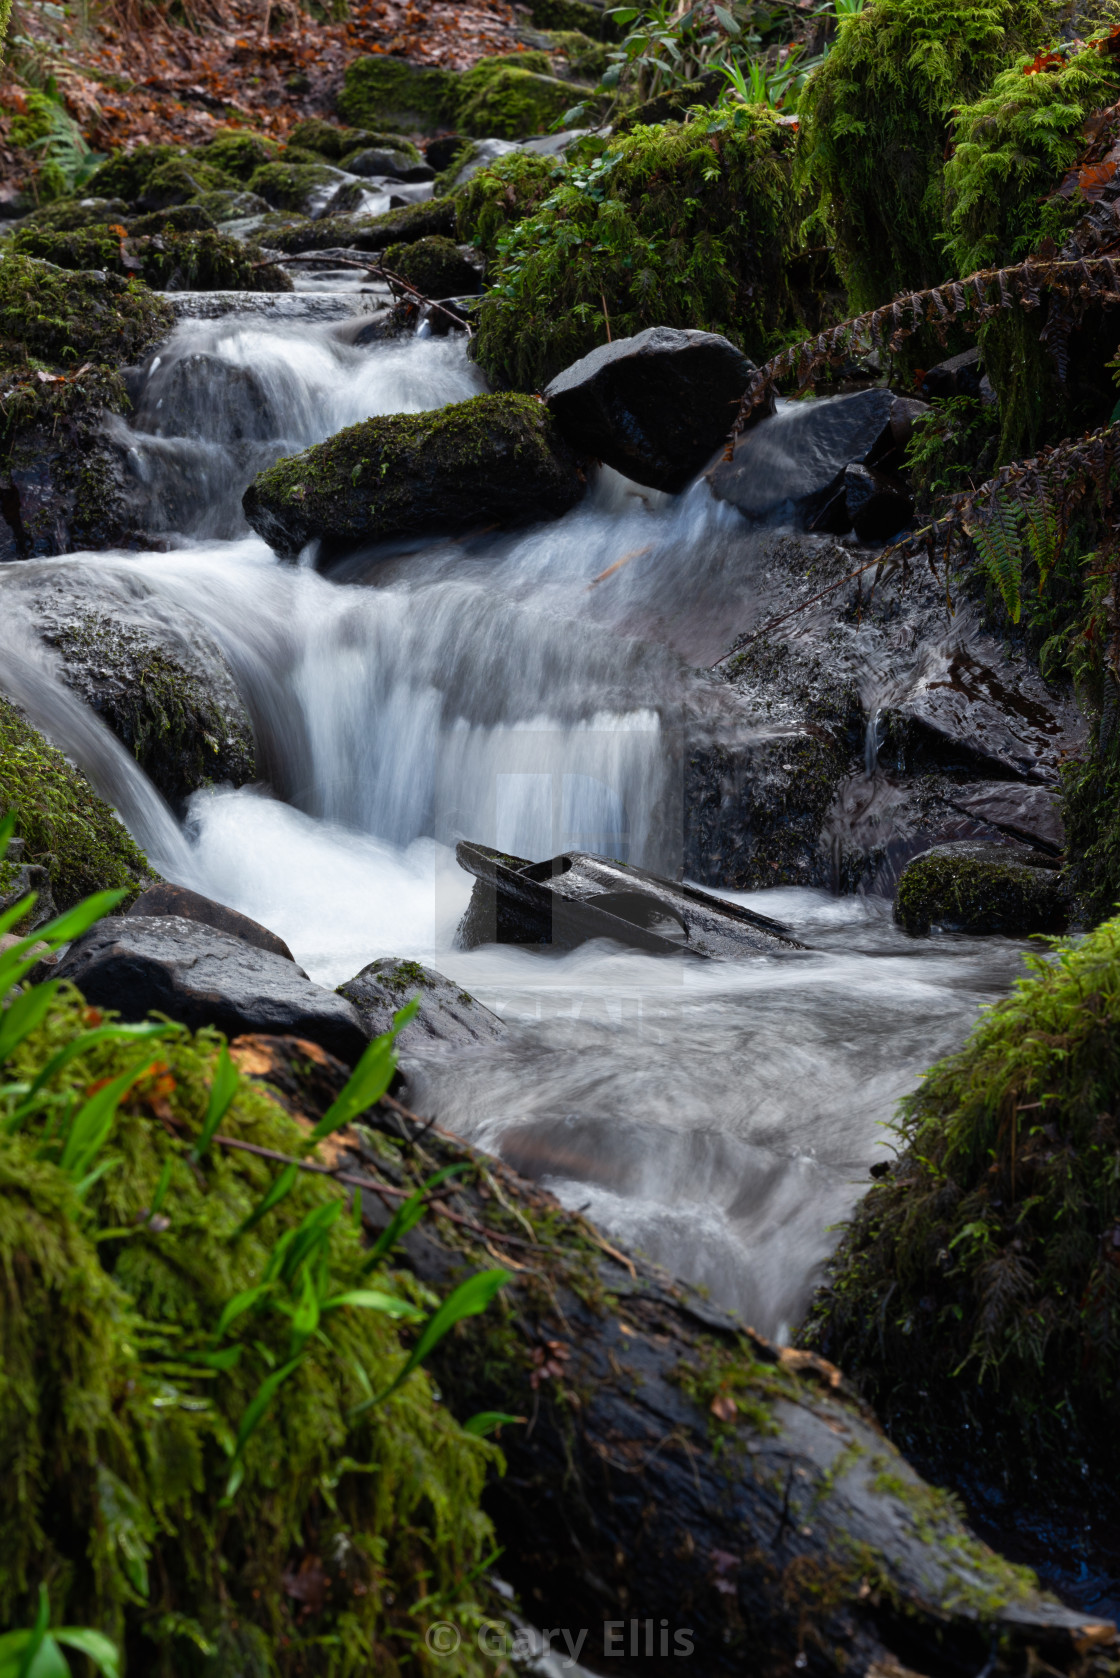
[0, 299, 1030, 1339]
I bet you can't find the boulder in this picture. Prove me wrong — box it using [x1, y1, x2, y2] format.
[288, 120, 418, 161]
[267, 196, 456, 254]
[707, 388, 927, 526]
[247, 161, 347, 218]
[455, 60, 587, 140]
[337, 57, 457, 134]
[945, 782, 1065, 854]
[127, 882, 293, 961]
[382, 235, 483, 299]
[337, 957, 507, 1051]
[544, 327, 756, 493]
[243, 393, 586, 562]
[54, 916, 368, 1063]
[839, 460, 914, 542]
[893, 841, 1068, 937]
[341, 147, 434, 183]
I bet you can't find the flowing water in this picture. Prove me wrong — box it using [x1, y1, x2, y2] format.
[0, 299, 1031, 1344]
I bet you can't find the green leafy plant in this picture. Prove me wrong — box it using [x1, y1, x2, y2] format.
[0, 1587, 119, 1678]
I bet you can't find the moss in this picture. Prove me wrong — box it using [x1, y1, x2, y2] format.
[670, 1335, 787, 1444]
[336, 57, 457, 134]
[455, 56, 591, 141]
[0, 695, 153, 908]
[796, 0, 1055, 315]
[127, 204, 216, 237]
[246, 160, 341, 215]
[82, 145, 183, 204]
[453, 151, 560, 258]
[545, 30, 610, 82]
[382, 235, 480, 299]
[23, 196, 131, 231]
[893, 844, 1068, 936]
[9, 223, 125, 271]
[1063, 739, 1120, 925]
[800, 909, 1120, 1498]
[473, 109, 799, 392]
[525, 0, 621, 37]
[285, 120, 404, 161]
[266, 196, 456, 254]
[904, 394, 1002, 514]
[191, 129, 281, 183]
[0, 988, 498, 1675]
[0, 254, 172, 369]
[4, 228, 290, 293]
[614, 70, 723, 131]
[190, 189, 270, 224]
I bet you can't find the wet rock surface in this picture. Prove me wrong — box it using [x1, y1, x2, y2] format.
[544, 326, 756, 493]
[126, 882, 293, 961]
[55, 915, 368, 1063]
[893, 841, 1067, 937]
[338, 957, 507, 1051]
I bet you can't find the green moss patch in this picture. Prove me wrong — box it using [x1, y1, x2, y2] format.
[383, 234, 481, 299]
[5, 229, 291, 293]
[801, 909, 1120, 1498]
[246, 160, 341, 215]
[0, 989, 497, 1674]
[452, 151, 561, 259]
[0, 695, 153, 908]
[455, 58, 590, 140]
[0, 254, 173, 368]
[286, 119, 410, 160]
[266, 196, 456, 254]
[191, 129, 281, 183]
[797, 0, 1054, 313]
[23, 196, 130, 231]
[893, 843, 1068, 936]
[83, 145, 183, 204]
[473, 110, 798, 392]
[337, 56, 457, 134]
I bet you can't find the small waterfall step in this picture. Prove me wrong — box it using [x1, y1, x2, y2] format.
[163, 288, 391, 322]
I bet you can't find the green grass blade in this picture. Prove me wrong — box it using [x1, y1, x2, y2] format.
[54, 1630, 120, 1678]
[191, 1045, 239, 1163]
[289, 1266, 321, 1356]
[360, 1268, 510, 1410]
[359, 1164, 467, 1272]
[462, 1411, 523, 1437]
[34, 889, 128, 950]
[236, 1162, 300, 1236]
[305, 999, 420, 1147]
[224, 1356, 303, 1498]
[58, 1058, 153, 1178]
[323, 1288, 424, 1318]
[13, 1587, 50, 1678]
[213, 1282, 275, 1343]
[0, 982, 60, 1062]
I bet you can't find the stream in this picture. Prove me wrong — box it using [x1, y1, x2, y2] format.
[0, 291, 1031, 1347]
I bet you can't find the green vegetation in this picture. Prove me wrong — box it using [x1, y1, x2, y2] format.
[800, 910, 1120, 1494]
[6, 226, 290, 292]
[83, 145, 183, 203]
[191, 129, 281, 183]
[0, 696, 152, 909]
[796, 0, 1053, 313]
[453, 151, 561, 258]
[0, 254, 172, 370]
[286, 120, 412, 160]
[455, 56, 589, 139]
[383, 235, 481, 300]
[473, 109, 798, 391]
[245, 161, 339, 215]
[905, 395, 1002, 512]
[892, 847, 1067, 936]
[336, 57, 457, 133]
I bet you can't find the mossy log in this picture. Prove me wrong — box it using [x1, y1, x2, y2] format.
[238, 1038, 1117, 1678]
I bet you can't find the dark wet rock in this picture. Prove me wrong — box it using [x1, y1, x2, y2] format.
[0, 838, 56, 931]
[338, 956, 507, 1051]
[131, 350, 279, 444]
[127, 882, 293, 961]
[267, 196, 456, 254]
[21, 195, 131, 230]
[382, 234, 483, 299]
[918, 346, 983, 402]
[4, 566, 255, 806]
[455, 841, 800, 955]
[893, 841, 1068, 937]
[243, 393, 586, 562]
[0, 399, 144, 562]
[841, 461, 914, 542]
[342, 147, 435, 183]
[708, 388, 927, 527]
[944, 782, 1065, 854]
[191, 188, 271, 224]
[544, 326, 755, 494]
[423, 135, 467, 174]
[55, 916, 368, 1063]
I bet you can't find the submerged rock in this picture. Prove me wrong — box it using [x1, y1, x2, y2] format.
[544, 326, 755, 493]
[338, 957, 507, 1051]
[343, 147, 434, 183]
[55, 916, 368, 1063]
[243, 393, 586, 562]
[893, 841, 1067, 936]
[127, 882, 293, 961]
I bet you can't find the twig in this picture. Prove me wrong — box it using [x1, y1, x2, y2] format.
[261, 252, 473, 336]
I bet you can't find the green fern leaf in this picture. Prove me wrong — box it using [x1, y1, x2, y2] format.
[971, 491, 1023, 623]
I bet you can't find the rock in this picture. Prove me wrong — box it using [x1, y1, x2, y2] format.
[0, 838, 56, 931]
[136, 156, 239, 211]
[127, 882, 293, 961]
[337, 57, 458, 134]
[191, 188, 270, 223]
[54, 916, 368, 1063]
[127, 203, 216, 236]
[341, 147, 434, 183]
[919, 345, 983, 401]
[288, 120, 419, 161]
[893, 841, 1067, 936]
[945, 782, 1065, 854]
[544, 326, 756, 493]
[337, 957, 507, 1052]
[708, 388, 928, 526]
[455, 59, 589, 140]
[7, 566, 256, 808]
[840, 460, 914, 542]
[382, 234, 483, 299]
[441, 128, 588, 190]
[192, 131, 281, 183]
[267, 196, 456, 254]
[243, 392, 586, 562]
[247, 161, 347, 218]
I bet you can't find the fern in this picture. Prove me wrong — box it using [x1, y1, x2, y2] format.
[970, 490, 1024, 622]
[1022, 486, 1062, 595]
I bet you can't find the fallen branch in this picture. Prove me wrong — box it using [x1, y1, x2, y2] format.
[260, 251, 473, 336]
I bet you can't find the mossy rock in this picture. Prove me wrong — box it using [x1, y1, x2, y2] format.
[23, 196, 131, 231]
[127, 202, 216, 236]
[0, 987, 497, 1671]
[247, 159, 342, 215]
[5, 228, 291, 293]
[0, 694, 153, 907]
[1063, 738, 1120, 926]
[893, 840, 1068, 936]
[383, 234, 482, 299]
[546, 29, 610, 81]
[452, 149, 560, 258]
[473, 110, 800, 392]
[336, 55, 457, 134]
[0, 254, 173, 368]
[525, 0, 620, 36]
[455, 56, 593, 140]
[285, 118, 406, 159]
[9, 223, 125, 271]
[242, 392, 586, 560]
[267, 195, 456, 254]
[191, 128, 282, 182]
[83, 144, 183, 203]
[800, 908, 1120, 1504]
[139, 156, 239, 210]
[614, 69, 723, 131]
[797, 0, 1056, 315]
[190, 187, 271, 223]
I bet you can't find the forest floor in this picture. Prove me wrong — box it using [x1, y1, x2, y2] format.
[0, 0, 521, 185]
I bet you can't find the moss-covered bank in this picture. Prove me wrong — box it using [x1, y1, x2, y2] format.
[800, 910, 1120, 1498]
[473, 110, 799, 392]
[0, 253, 172, 368]
[7, 226, 291, 292]
[0, 695, 153, 908]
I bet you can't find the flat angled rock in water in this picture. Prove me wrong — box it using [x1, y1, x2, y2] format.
[455, 841, 801, 955]
[338, 957, 506, 1051]
[127, 882, 294, 961]
[946, 781, 1065, 854]
[242, 392, 586, 561]
[544, 326, 756, 493]
[55, 915, 368, 1063]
